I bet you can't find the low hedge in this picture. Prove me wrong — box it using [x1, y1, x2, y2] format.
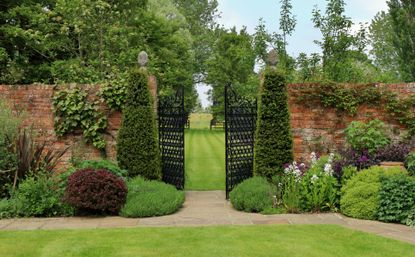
[377, 174, 415, 224]
[120, 177, 184, 218]
[229, 177, 275, 213]
[340, 166, 406, 220]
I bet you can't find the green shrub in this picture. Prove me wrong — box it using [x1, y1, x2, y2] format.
[405, 153, 415, 176]
[300, 156, 339, 212]
[340, 166, 406, 220]
[272, 174, 301, 213]
[377, 175, 415, 224]
[344, 120, 390, 154]
[230, 177, 275, 213]
[117, 68, 161, 179]
[341, 166, 358, 185]
[11, 172, 73, 217]
[0, 99, 21, 198]
[254, 69, 293, 178]
[72, 159, 127, 178]
[406, 207, 415, 227]
[120, 176, 184, 217]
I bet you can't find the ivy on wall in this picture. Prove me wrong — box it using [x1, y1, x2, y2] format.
[296, 83, 415, 137]
[53, 88, 108, 150]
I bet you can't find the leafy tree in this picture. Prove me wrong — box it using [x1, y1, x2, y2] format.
[279, 0, 296, 53]
[312, 0, 383, 83]
[387, 0, 415, 82]
[117, 68, 161, 180]
[254, 18, 271, 65]
[206, 27, 256, 119]
[369, 11, 400, 81]
[254, 68, 293, 178]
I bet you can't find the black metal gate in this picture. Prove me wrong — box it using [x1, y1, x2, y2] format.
[225, 83, 257, 198]
[158, 88, 185, 189]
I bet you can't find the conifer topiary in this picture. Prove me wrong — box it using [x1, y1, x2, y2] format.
[254, 68, 293, 178]
[117, 68, 161, 179]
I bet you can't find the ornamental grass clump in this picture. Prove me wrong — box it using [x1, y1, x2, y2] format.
[117, 68, 161, 179]
[254, 69, 293, 178]
[64, 168, 127, 215]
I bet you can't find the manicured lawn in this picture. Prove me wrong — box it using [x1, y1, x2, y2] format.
[185, 113, 225, 190]
[0, 225, 414, 257]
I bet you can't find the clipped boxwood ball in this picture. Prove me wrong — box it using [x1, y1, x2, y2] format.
[230, 177, 274, 213]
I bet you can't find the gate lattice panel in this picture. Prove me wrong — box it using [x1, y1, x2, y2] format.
[225, 83, 257, 198]
[158, 88, 185, 189]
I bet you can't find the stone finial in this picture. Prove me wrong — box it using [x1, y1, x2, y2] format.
[138, 51, 148, 68]
[267, 49, 278, 68]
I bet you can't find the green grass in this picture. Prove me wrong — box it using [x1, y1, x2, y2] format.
[0, 225, 414, 257]
[185, 113, 225, 190]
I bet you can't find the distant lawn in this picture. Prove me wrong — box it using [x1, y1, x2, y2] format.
[0, 225, 414, 257]
[185, 113, 225, 190]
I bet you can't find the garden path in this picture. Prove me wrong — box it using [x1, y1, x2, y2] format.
[0, 191, 414, 245]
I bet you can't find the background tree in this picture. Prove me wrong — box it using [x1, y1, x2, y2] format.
[369, 11, 400, 81]
[312, 0, 377, 82]
[387, 0, 415, 82]
[206, 27, 257, 120]
[279, 0, 296, 55]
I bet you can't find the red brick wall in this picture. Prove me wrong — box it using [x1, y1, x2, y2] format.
[0, 83, 413, 169]
[288, 83, 415, 161]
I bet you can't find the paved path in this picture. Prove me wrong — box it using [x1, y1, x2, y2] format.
[1, 191, 414, 244]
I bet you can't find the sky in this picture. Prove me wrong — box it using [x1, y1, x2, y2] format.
[197, 0, 389, 108]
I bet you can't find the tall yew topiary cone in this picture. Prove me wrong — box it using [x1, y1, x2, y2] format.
[117, 68, 161, 179]
[254, 68, 293, 178]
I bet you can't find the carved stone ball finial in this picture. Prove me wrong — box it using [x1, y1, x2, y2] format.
[267, 49, 278, 68]
[138, 51, 148, 68]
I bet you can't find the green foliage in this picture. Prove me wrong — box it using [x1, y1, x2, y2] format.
[369, 11, 400, 81]
[206, 27, 256, 119]
[117, 69, 161, 179]
[229, 177, 275, 213]
[272, 174, 301, 213]
[406, 207, 415, 227]
[254, 69, 293, 178]
[406, 153, 415, 176]
[340, 166, 406, 220]
[8, 172, 73, 217]
[296, 84, 415, 137]
[300, 156, 339, 212]
[387, 0, 415, 82]
[73, 159, 128, 178]
[53, 88, 107, 150]
[120, 176, 184, 218]
[377, 175, 415, 224]
[344, 120, 390, 154]
[312, 0, 370, 82]
[100, 72, 128, 111]
[0, 100, 21, 198]
[341, 166, 358, 185]
[61, 159, 128, 188]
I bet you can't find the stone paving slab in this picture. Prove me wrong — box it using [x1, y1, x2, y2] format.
[0, 191, 414, 244]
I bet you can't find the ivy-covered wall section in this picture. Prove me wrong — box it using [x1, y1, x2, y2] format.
[0, 82, 413, 169]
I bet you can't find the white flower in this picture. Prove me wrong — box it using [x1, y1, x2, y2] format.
[310, 152, 318, 165]
[311, 174, 319, 184]
[324, 163, 333, 176]
[328, 153, 335, 164]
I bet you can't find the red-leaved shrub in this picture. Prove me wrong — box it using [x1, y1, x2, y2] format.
[64, 168, 127, 214]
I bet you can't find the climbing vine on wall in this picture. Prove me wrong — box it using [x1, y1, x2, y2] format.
[53, 88, 108, 150]
[296, 83, 415, 136]
[100, 72, 128, 111]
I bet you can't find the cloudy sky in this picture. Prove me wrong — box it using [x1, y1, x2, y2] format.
[217, 0, 388, 56]
[197, 0, 389, 108]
